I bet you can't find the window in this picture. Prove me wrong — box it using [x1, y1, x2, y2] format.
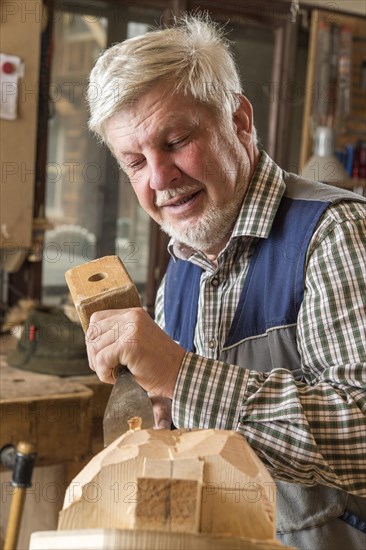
[42, 4, 163, 305]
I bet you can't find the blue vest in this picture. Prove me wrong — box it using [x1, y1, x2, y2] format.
[164, 175, 366, 549]
[164, 195, 329, 353]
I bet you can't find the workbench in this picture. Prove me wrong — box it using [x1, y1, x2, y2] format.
[0, 334, 112, 549]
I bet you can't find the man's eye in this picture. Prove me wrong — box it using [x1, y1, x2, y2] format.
[129, 158, 145, 170]
[168, 135, 189, 149]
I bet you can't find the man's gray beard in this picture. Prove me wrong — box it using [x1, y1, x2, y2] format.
[159, 198, 240, 253]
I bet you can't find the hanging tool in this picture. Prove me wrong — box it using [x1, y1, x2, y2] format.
[1, 441, 36, 550]
[65, 255, 155, 446]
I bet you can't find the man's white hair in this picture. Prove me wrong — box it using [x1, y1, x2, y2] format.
[87, 14, 257, 144]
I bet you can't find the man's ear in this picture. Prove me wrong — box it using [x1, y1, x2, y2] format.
[233, 94, 253, 145]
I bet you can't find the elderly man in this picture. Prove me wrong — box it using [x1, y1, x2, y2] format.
[85, 15, 366, 549]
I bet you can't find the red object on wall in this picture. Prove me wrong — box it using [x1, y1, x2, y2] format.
[2, 61, 15, 74]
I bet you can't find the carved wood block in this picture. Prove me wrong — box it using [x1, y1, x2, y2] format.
[135, 457, 203, 532]
[58, 429, 277, 543]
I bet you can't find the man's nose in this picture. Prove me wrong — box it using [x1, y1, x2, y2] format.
[149, 152, 180, 190]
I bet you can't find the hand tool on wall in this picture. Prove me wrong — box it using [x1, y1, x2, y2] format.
[1, 441, 36, 550]
[65, 256, 155, 446]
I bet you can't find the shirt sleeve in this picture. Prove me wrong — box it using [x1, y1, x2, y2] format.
[172, 202, 366, 496]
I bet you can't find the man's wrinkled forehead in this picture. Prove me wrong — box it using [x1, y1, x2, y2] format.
[107, 89, 204, 136]
[104, 94, 205, 157]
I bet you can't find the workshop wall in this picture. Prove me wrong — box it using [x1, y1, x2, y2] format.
[0, 0, 42, 270]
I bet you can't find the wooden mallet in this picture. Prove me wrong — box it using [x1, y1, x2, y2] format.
[65, 255, 154, 445]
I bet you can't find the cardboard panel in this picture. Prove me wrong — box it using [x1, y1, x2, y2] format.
[0, 0, 42, 250]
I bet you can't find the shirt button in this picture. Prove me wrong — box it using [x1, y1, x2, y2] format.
[211, 277, 219, 287]
[208, 338, 217, 350]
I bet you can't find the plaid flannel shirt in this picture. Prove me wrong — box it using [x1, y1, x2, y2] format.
[154, 152, 366, 495]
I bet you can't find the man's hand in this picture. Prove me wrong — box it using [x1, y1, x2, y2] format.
[149, 396, 172, 429]
[85, 308, 186, 399]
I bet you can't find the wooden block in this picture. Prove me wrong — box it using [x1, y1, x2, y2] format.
[135, 477, 201, 533]
[170, 478, 201, 533]
[172, 458, 204, 482]
[135, 478, 171, 530]
[171, 459, 203, 533]
[65, 256, 141, 332]
[135, 457, 203, 533]
[59, 455, 146, 531]
[201, 487, 274, 541]
[143, 458, 204, 481]
[143, 458, 171, 478]
[58, 429, 277, 542]
[30, 528, 295, 549]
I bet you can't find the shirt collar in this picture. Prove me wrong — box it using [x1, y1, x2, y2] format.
[168, 151, 285, 261]
[232, 150, 285, 239]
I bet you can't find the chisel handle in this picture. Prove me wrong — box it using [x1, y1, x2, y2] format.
[112, 364, 128, 380]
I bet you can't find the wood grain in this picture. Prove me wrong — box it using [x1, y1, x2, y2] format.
[58, 429, 277, 543]
[65, 256, 140, 332]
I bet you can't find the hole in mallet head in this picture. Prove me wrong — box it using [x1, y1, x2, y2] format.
[88, 272, 108, 282]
